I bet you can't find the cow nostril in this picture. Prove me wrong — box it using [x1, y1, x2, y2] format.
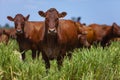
[53, 29, 56, 32]
[49, 29, 56, 33]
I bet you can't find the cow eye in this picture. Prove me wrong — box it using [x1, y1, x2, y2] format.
[46, 18, 49, 21]
[45, 18, 47, 20]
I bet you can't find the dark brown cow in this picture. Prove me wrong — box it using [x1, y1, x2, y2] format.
[7, 14, 43, 60]
[38, 8, 90, 71]
[87, 23, 120, 47]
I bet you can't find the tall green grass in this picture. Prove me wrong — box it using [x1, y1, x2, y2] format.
[0, 40, 120, 80]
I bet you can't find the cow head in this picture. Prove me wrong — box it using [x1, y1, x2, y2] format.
[111, 22, 120, 37]
[78, 34, 91, 48]
[7, 14, 30, 35]
[38, 8, 67, 35]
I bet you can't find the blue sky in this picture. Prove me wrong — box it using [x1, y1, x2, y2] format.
[0, 0, 120, 26]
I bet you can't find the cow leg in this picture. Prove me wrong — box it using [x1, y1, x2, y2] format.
[20, 49, 25, 60]
[101, 40, 111, 48]
[68, 47, 74, 60]
[37, 50, 40, 59]
[32, 50, 37, 60]
[22, 53, 25, 60]
[57, 56, 63, 71]
[57, 49, 66, 71]
[67, 52, 72, 60]
[42, 51, 50, 73]
[67, 47, 74, 60]
[57, 45, 66, 71]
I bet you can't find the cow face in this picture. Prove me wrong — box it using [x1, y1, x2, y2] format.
[112, 23, 120, 37]
[78, 34, 90, 48]
[38, 8, 67, 35]
[7, 14, 29, 35]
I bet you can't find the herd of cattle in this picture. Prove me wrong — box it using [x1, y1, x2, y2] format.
[0, 8, 120, 72]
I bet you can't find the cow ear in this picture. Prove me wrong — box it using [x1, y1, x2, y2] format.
[111, 22, 118, 31]
[25, 14, 30, 21]
[112, 22, 118, 27]
[59, 12, 67, 18]
[38, 11, 46, 17]
[7, 16, 14, 21]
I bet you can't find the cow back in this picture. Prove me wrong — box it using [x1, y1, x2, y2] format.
[88, 24, 111, 41]
[58, 20, 79, 49]
[24, 21, 44, 44]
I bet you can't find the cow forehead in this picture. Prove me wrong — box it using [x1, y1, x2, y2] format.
[14, 14, 25, 22]
[46, 10, 59, 18]
[14, 18, 24, 23]
[47, 8, 58, 13]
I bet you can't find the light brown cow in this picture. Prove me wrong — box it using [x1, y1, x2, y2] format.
[0, 28, 10, 44]
[7, 14, 44, 60]
[2, 28, 16, 39]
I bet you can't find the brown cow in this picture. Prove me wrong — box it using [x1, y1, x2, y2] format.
[80, 24, 95, 45]
[87, 23, 120, 47]
[5, 28, 17, 39]
[75, 22, 91, 48]
[3, 28, 16, 39]
[38, 8, 90, 71]
[0, 28, 10, 44]
[0, 28, 17, 45]
[7, 14, 43, 60]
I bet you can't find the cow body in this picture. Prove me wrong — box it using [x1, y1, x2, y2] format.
[40, 19, 81, 71]
[87, 23, 120, 47]
[16, 21, 44, 60]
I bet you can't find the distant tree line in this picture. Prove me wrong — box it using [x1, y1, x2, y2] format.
[0, 23, 13, 28]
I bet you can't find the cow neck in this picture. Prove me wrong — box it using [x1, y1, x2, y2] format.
[16, 33, 26, 42]
[44, 26, 58, 48]
[47, 34, 58, 47]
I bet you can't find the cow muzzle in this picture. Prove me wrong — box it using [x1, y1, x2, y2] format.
[16, 30, 23, 34]
[48, 28, 57, 34]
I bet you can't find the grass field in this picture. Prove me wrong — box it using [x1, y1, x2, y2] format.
[0, 40, 120, 80]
